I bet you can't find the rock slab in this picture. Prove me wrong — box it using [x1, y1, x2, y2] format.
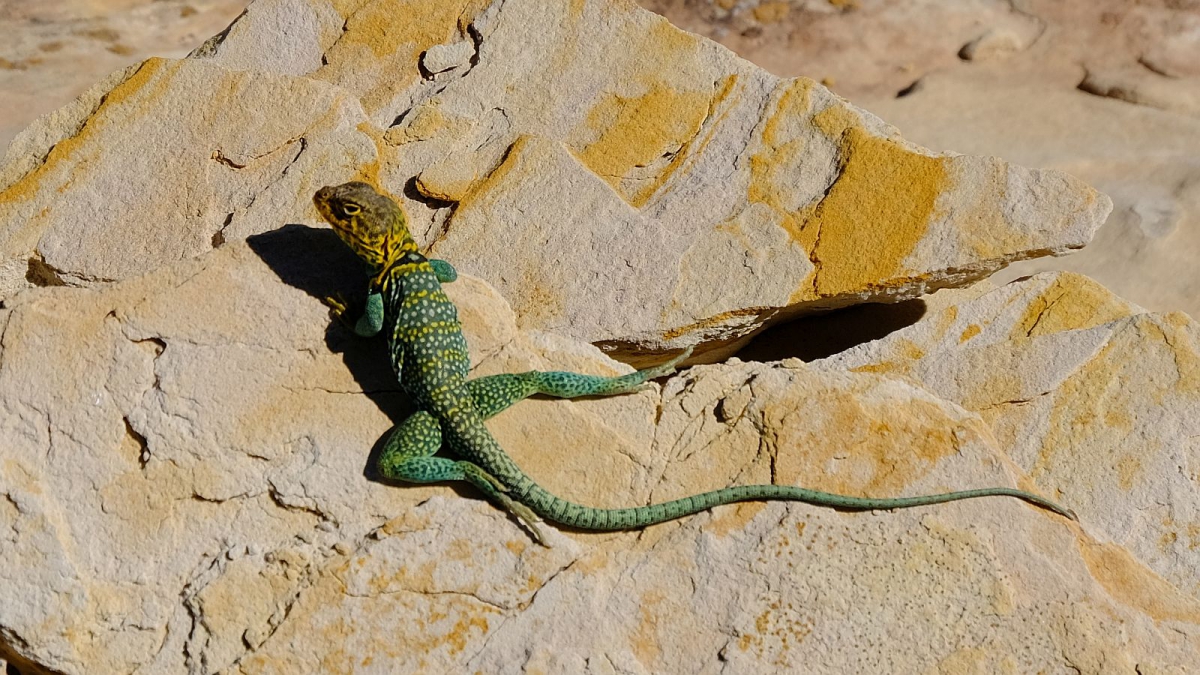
[2, 241, 1198, 672]
[1, 0, 1110, 361]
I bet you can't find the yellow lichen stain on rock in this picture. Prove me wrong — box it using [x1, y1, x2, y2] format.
[351, 121, 386, 187]
[429, 134, 528, 208]
[515, 263, 566, 329]
[415, 174, 474, 203]
[334, 564, 499, 666]
[0, 58, 169, 209]
[745, 78, 816, 252]
[1160, 528, 1178, 553]
[1033, 313, 1196, 483]
[402, 103, 449, 140]
[959, 324, 982, 343]
[801, 106, 947, 297]
[571, 19, 733, 206]
[320, 0, 475, 113]
[1155, 515, 1200, 559]
[632, 590, 665, 667]
[934, 304, 959, 339]
[329, 0, 373, 16]
[632, 73, 738, 207]
[1012, 273, 1137, 340]
[443, 614, 491, 657]
[1143, 311, 1200, 397]
[1079, 539, 1200, 623]
[332, 0, 469, 60]
[735, 599, 811, 669]
[577, 84, 712, 203]
[847, 338, 924, 376]
[753, 1, 791, 23]
[773, 389, 958, 498]
[1030, 338, 1116, 482]
[661, 306, 767, 340]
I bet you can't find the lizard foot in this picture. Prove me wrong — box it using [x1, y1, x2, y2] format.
[639, 345, 695, 380]
[460, 462, 548, 546]
[494, 492, 548, 546]
[321, 292, 358, 328]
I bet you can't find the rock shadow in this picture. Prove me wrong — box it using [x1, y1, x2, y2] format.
[737, 299, 928, 363]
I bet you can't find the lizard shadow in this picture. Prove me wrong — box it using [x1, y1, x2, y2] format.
[245, 223, 415, 438]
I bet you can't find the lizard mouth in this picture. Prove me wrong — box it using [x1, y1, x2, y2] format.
[312, 186, 339, 221]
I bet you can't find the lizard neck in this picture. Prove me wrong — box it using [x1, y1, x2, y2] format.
[372, 248, 430, 290]
[368, 220, 422, 290]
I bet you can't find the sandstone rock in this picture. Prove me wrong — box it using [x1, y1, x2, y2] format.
[1079, 66, 1200, 118]
[2, 0, 1108, 361]
[2, 241, 1198, 672]
[1142, 33, 1200, 79]
[3, 1, 1184, 673]
[642, 0, 1044, 97]
[958, 28, 1026, 62]
[820, 271, 1200, 598]
[652, 0, 1200, 320]
[862, 66, 1200, 321]
[0, 57, 376, 292]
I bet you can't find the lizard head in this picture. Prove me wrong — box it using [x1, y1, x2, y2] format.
[313, 181, 415, 273]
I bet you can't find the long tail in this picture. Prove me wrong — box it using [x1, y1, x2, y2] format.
[446, 404, 1075, 537]
[512, 479, 1077, 530]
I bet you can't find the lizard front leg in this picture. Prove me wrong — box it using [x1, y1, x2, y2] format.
[324, 259, 453, 335]
[466, 346, 693, 419]
[323, 290, 385, 337]
[428, 259, 457, 283]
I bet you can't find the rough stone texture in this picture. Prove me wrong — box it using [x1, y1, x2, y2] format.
[2, 241, 1199, 672]
[647, 0, 1200, 321]
[3, 1, 1193, 673]
[0, 57, 375, 290]
[0, 0, 1109, 361]
[819, 271, 1200, 601]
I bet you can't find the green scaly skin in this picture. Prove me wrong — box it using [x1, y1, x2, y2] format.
[313, 181, 1077, 545]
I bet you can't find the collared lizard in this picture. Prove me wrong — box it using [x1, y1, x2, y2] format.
[313, 181, 1076, 545]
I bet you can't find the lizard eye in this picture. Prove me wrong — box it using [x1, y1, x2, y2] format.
[342, 203, 362, 216]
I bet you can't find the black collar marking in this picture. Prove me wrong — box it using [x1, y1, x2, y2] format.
[374, 251, 429, 287]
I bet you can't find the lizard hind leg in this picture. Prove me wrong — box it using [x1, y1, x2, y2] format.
[375, 411, 549, 544]
[375, 410, 448, 481]
[466, 346, 694, 420]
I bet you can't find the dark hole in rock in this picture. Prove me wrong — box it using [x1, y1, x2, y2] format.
[736, 298, 927, 363]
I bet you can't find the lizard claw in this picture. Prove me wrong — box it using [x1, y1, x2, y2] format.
[322, 293, 352, 326]
[460, 462, 549, 546]
[495, 493, 548, 546]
